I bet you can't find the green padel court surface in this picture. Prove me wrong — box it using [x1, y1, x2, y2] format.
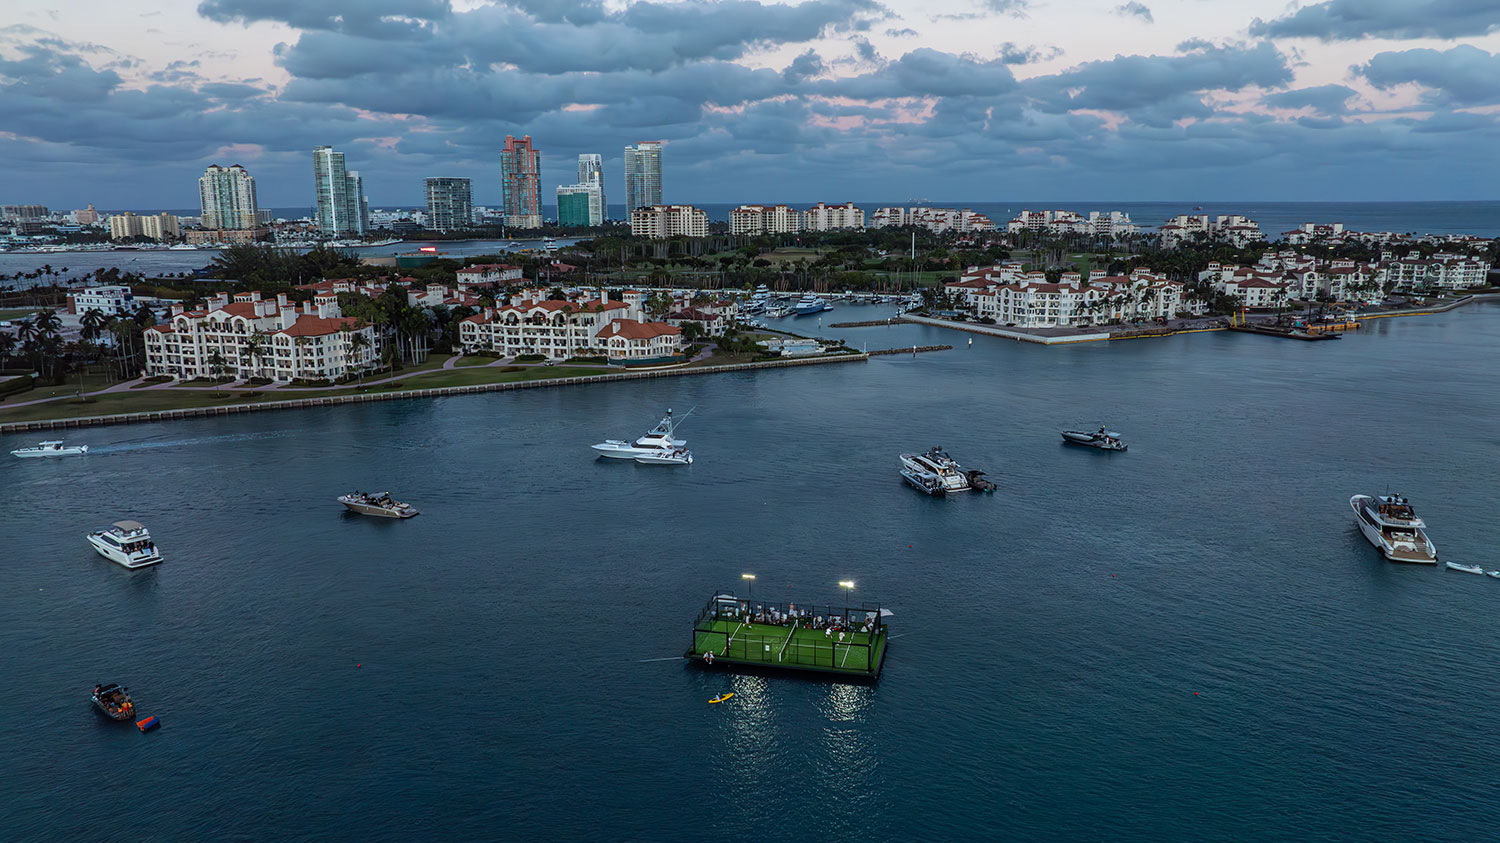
[689, 618, 886, 675]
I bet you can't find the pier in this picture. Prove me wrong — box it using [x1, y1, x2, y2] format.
[686, 592, 888, 680]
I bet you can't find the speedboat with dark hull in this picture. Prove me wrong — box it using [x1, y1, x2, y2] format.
[339, 492, 419, 518]
[1061, 427, 1127, 451]
[91, 683, 135, 721]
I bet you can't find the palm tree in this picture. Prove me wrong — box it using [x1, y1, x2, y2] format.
[80, 308, 106, 343]
[347, 331, 371, 385]
[243, 330, 269, 380]
[0, 331, 15, 364]
[207, 348, 226, 393]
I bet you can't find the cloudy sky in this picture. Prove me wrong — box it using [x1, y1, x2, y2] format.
[4, 0, 1500, 210]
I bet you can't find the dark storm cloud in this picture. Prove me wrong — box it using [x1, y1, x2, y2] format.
[1357, 45, 1500, 105]
[198, 0, 452, 38]
[1261, 84, 1358, 113]
[1250, 0, 1500, 41]
[1023, 42, 1292, 118]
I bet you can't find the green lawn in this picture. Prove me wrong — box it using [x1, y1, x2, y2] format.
[0, 365, 613, 423]
[0, 308, 41, 321]
[453, 355, 498, 367]
[690, 617, 884, 674]
[1, 371, 115, 403]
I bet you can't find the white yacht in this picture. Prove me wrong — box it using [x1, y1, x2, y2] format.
[11, 440, 88, 458]
[86, 521, 163, 569]
[793, 296, 828, 315]
[633, 448, 693, 466]
[593, 409, 690, 460]
[1350, 494, 1437, 563]
[899, 447, 976, 494]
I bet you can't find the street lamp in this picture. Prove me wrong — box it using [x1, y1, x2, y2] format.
[839, 580, 855, 613]
[741, 573, 755, 598]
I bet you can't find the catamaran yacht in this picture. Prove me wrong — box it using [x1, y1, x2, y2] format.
[1350, 493, 1437, 563]
[11, 440, 88, 458]
[593, 408, 690, 460]
[899, 447, 988, 494]
[86, 521, 163, 568]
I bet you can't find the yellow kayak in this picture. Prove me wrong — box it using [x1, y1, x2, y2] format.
[709, 693, 734, 704]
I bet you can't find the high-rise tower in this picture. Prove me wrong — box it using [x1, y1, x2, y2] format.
[199, 164, 259, 230]
[624, 142, 663, 213]
[425, 178, 473, 232]
[313, 146, 368, 237]
[500, 135, 542, 229]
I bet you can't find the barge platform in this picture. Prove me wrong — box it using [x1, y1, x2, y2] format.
[686, 592, 889, 681]
[1226, 324, 1341, 341]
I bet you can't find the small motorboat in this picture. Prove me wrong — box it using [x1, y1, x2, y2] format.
[91, 683, 136, 721]
[709, 693, 734, 704]
[1446, 562, 1485, 575]
[11, 439, 88, 458]
[1061, 427, 1127, 451]
[901, 465, 946, 496]
[634, 448, 693, 465]
[1487, 570, 1500, 579]
[965, 469, 997, 493]
[338, 491, 419, 518]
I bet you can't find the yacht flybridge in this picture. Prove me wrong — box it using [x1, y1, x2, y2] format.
[1350, 493, 1438, 563]
[593, 408, 695, 465]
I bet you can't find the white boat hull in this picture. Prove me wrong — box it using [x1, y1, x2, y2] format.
[86, 535, 162, 569]
[11, 447, 88, 458]
[633, 453, 692, 465]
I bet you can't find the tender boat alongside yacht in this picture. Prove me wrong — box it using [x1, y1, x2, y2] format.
[899, 447, 995, 494]
[1061, 427, 1127, 451]
[338, 492, 420, 518]
[1349, 493, 1437, 563]
[86, 521, 163, 568]
[11, 439, 88, 458]
[1446, 562, 1485, 575]
[592, 408, 694, 465]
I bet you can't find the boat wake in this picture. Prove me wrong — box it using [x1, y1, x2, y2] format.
[88, 430, 296, 454]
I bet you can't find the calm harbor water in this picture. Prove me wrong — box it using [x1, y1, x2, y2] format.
[4, 303, 1500, 840]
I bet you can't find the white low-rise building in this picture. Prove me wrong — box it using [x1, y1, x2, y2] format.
[730, 204, 801, 235]
[631, 205, 708, 238]
[802, 202, 864, 231]
[458, 289, 686, 362]
[871, 207, 995, 233]
[1377, 252, 1490, 291]
[954, 266, 1198, 327]
[1161, 214, 1264, 247]
[456, 264, 524, 287]
[67, 285, 136, 316]
[144, 291, 376, 383]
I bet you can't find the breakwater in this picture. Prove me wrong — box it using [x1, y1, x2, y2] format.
[828, 318, 912, 328]
[0, 352, 868, 434]
[867, 345, 952, 356]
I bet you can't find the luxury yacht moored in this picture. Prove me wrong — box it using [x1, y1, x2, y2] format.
[1350, 494, 1437, 563]
[593, 408, 690, 460]
[86, 521, 163, 568]
[899, 447, 993, 494]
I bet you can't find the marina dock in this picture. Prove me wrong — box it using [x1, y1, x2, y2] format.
[686, 592, 888, 680]
[1226, 324, 1341, 341]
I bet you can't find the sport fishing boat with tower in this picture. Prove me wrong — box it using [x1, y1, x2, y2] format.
[592, 408, 693, 463]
